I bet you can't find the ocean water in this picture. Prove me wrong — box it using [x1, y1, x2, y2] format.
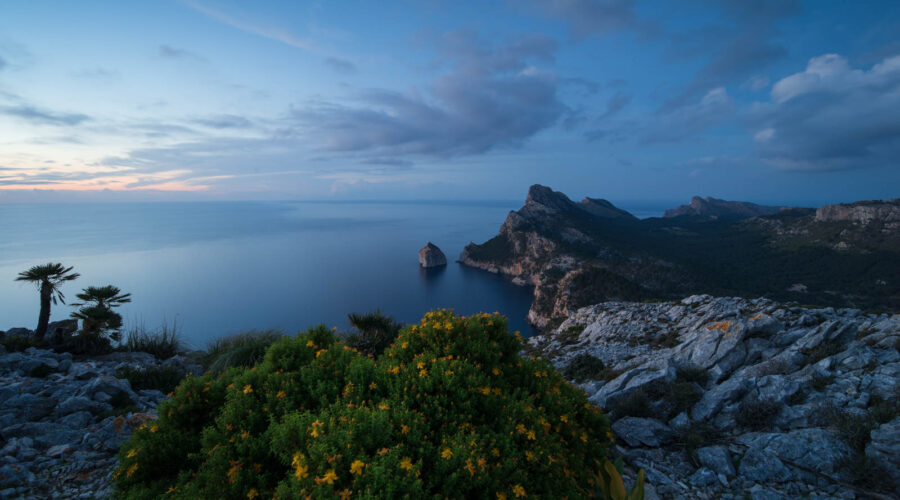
[0, 200, 666, 347]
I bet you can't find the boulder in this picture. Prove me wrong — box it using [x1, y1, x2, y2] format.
[695, 445, 735, 476]
[611, 417, 674, 447]
[866, 417, 900, 471]
[418, 242, 447, 268]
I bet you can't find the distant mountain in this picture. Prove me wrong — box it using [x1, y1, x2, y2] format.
[663, 196, 794, 219]
[459, 185, 900, 329]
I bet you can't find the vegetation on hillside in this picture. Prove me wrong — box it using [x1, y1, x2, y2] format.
[113, 310, 617, 499]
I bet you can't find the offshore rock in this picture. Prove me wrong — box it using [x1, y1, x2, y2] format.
[418, 242, 447, 268]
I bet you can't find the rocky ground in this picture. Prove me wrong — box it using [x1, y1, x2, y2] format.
[529, 295, 900, 500]
[0, 342, 200, 499]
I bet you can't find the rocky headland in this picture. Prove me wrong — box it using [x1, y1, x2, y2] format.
[0, 325, 201, 499]
[529, 294, 900, 499]
[459, 185, 900, 329]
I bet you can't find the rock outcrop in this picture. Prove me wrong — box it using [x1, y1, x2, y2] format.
[0, 345, 200, 498]
[418, 242, 447, 268]
[815, 199, 900, 226]
[459, 185, 900, 329]
[663, 196, 790, 220]
[528, 295, 900, 499]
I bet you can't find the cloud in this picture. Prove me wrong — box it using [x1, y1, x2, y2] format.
[0, 104, 90, 126]
[642, 87, 734, 143]
[158, 44, 204, 61]
[323, 57, 356, 74]
[603, 91, 631, 117]
[289, 32, 566, 157]
[752, 53, 900, 171]
[661, 0, 798, 110]
[516, 0, 641, 38]
[185, 1, 318, 51]
[191, 114, 253, 129]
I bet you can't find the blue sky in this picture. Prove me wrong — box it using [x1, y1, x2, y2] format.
[0, 0, 898, 206]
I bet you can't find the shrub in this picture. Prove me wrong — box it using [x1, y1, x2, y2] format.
[203, 329, 284, 373]
[735, 397, 782, 431]
[803, 340, 843, 365]
[561, 354, 607, 383]
[114, 311, 613, 499]
[675, 365, 709, 386]
[0, 334, 44, 352]
[678, 422, 721, 454]
[116, 366, 186, 394]
[122, 321, 183, 360]
[809, 373, 835, 392]
[345, 310, 403, 357]
[609, 389, 654, 419]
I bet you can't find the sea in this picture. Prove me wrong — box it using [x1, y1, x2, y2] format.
[0, 200, 667, 348]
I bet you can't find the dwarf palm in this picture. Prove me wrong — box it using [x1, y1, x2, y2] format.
[15, 263, 80, 339]
[71, 285, 131, 338]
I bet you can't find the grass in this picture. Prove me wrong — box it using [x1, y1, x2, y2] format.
[676, 364, 710, 385]
[678, 422, 722, 454]
[116, 365, 185, 394]
[202, 329, 284, 373]
[735, 397, 783, 431]
[122, 320, 184, 360]
[561, 353, 605, 383]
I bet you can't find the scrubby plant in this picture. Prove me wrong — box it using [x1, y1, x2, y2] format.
[735, 397, 782, 431]
[802, 340, 843, 365]
[596, 457, 645, 500]
[675, 364, 709, 386]
[809, 373, 835, 392]
[677, 422, 722, 454]
[0, 333, 45, 352]
[608, 389, 654, 419]
[345, 310, 403, 357]
[116, 366, 185, 394]
[122, 320, 183, 360]
[561, 353, 607, 383]
[202, 329, 284, 373]
[71, 285, 131, 340]
[114, 310, 614, 499]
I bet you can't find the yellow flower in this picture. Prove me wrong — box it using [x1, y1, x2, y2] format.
[441, 448, 453, 459]
[419, 369, 428, 378]
[512, 484, 526, 498]
[350, 459, 365, 475]
[276, 390, 287, 400]
[515, 424, 526, 434]
[492, 447, 500, 457]
[497, 493, 507, 500]
[417, 361, 426, 369]
[399, 457, 414, 471]
[241, 430, 250, 439]
[316, 349, 327, 358]
[310, 420, 323, 438]
[243, 385, 253, 394]
[339, 489, 352, 500]
[317, 469, 338, 485]
[149, 424, 159, 433]
[306, 340, 316, 347]
[228, 461, 240, 482]
[126, 448, 139, 458]
[378, 402, 390, 411]
[401, 341, 409, 349]
[388, 365, 401, 374]
[401, 424, 410, 435]
[526, 430, 536, 440]
[559, 415, 568, 423]
[165, 486, 177, 494]
[525, 450, 535, 461]
[492, 368, 500, 375]
[377, 447, 390, 456]
[479, 387, 491, 395]
[369, 381, 377, 390]
[126, 463, 138, 477]
[247, 488, 259, 499]
[444, 321, 453, 330]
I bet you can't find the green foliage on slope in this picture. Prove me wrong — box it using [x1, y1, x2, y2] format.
[114, 310, 614, 499]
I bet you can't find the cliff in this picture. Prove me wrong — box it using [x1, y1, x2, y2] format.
[460, 185, 900, 329]
[664, 196, 790, 219]
[528, 295, 900, 499]
[815, 199, 900, 226]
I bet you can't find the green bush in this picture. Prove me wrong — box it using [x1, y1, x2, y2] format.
[202, 329, 284, 373]
[122, 321, 183, 360]
[0, 334, 45, 352]
[675, 365, 709, 386]
[561, 353, 607, 383]
[116, 366, 186, 394]
[735, 397, 782, 431]
[114, 311, 613, 499]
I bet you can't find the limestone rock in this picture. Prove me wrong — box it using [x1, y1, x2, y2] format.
[418, 242, 447, 268]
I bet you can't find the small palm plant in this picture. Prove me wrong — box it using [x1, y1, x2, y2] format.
[15, 263, 80, 339]
[347, 309, 403, 356]
[71, 285, 132, 340]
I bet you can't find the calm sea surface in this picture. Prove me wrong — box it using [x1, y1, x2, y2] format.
[0, 200, 665, 347]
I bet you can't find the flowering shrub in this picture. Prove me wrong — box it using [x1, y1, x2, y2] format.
[114, 310, 613, 499]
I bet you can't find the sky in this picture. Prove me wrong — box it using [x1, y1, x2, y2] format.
[0, 0, 898, 206]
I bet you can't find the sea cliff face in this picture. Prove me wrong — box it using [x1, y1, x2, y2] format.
[460, 186, 900, 329]
[529, 295, 900, 499]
